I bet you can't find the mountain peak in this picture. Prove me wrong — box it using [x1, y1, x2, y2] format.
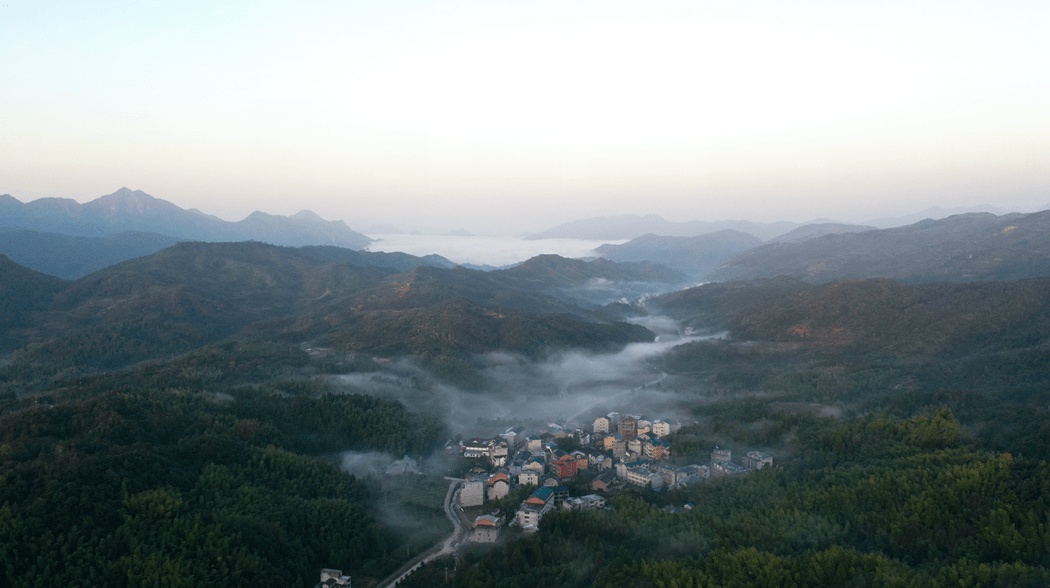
[292, 210, 325, 222]
[105, 187, 151, 200]
[87, 188, 177, 218]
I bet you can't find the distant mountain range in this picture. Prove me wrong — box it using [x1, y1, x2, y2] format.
[863, 204, 1014, 229]
[765, 222, 877, 244]
[594, 230, 763, 278]
[527, 214, 800, 241]
[0, 188, 372, 277]
[579, 209, 1050, 283]
[529, 205, 1019, 241]
[711, 210, 1050, 283]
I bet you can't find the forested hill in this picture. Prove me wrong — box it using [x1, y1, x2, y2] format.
[0, 229, 181, 280]
[654, 277, 1050, 355]
[0, 254, 66, 350]
[594, 230, 763, 279]
[651, 277, 1050, 458]
[710, 209, 1050, 283]
[1, 242, 653, 387]
[500, 253, 683, 288]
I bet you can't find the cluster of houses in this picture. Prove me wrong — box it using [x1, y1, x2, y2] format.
[454, 411, 774, 537]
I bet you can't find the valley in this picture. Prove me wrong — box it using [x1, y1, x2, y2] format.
[2, 203, 1050, 587]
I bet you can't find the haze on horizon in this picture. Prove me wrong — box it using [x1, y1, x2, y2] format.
[2, 0, 1048, 235]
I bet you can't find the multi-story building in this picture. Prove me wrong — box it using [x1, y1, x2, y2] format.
[651, 420, 671, 438]
[550, 452, 579, 479]
[627, 437, 643, 456]
[593, 416, 610, 434]
[487, 473, 510, 501]
[712, 460, 748, 477]
[523, 455, 546, 474]
[711, 447, 732, 465]
[460, 479, 485, 508]
[588, 453, 613, 471]
[623, 466, 665, 490]
[518, 470, 540, 486]
[490, 440, 509, 467]
[470, 515, 502, 543]
[637, 419, 653, 435]
[570, 450, 589, 471]
[461, 438, 494, 459]
[644, 438, 671, 461]
[619, 416, 638, 441]
[745, 451, 773, 470]
[563, 494, 606, 510]
[461, 437, 509, 466]
[516, 487, 556, 531]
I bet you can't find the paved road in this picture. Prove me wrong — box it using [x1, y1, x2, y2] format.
[376, 478, 465, 588]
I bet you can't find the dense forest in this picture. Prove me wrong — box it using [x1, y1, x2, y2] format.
[0, 377, 446, 587]
[652, 277, 1050, 460]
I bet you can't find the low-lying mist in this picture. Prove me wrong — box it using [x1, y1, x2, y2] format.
[333, 315, 724, 439]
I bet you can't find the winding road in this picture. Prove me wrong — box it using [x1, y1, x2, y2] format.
[376, 478, 467, 588]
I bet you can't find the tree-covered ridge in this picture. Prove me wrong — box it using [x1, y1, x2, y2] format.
[594, 230, 764, 279]
[0, 254, 66, 350]
[500, 254, 685, 288]
[0, 243, 654, 387]
[650, 277, 1050, 459]
[711, 209, 1050, 283]
[0, 229, 181, 280]
[656, 277, 1050, 355]
[453, 411, 1050, 587]
[0, 380, 446, 587]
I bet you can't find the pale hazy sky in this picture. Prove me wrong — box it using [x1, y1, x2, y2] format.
[2, 0, 1048, 234]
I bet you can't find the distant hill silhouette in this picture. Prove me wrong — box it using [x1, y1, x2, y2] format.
[527, 214, 798, 241]
[766, 222, 877, 244]
[864, 204, 1014, 228]
[594, 230, 763, 279]
[0, 229, 180, 279]
[0, 187, 372, 249]
[711, 210, 1050, 283]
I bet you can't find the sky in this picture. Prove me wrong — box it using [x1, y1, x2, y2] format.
[2, 0, 1048, 235]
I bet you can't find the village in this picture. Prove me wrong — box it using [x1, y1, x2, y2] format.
[450, 411, 774, 542]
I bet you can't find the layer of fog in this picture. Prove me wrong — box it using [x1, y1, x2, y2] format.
[333, 315, 725, 440]
[365, 233, 624, 267]
[339, 451, 423, 477]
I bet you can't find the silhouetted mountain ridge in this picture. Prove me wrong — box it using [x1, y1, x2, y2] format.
[0, 187, 372, 249]
[528, 214, 799, 241]
[594, 230, 763, 278]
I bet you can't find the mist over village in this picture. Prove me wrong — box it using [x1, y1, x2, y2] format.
[3, 1, 1050, 587]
